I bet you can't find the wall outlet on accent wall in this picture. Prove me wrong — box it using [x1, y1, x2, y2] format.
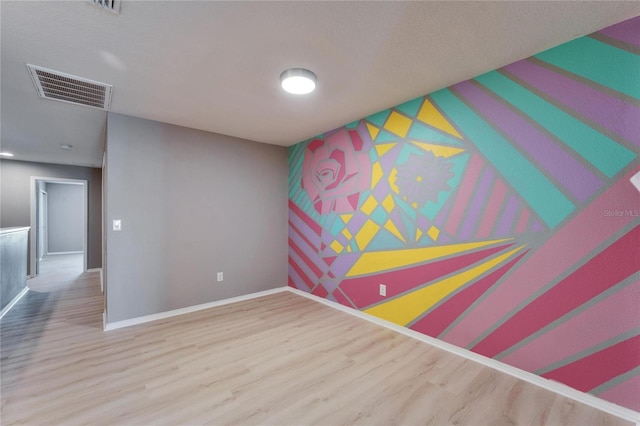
[379, 284, 386, 297]
[217, 272, 223, 282]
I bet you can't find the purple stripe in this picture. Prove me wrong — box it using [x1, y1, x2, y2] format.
[330, 253, 361, 278]
[346, 211, 368, 234]
[288, 263, 309, 291]
[531, 219, 545, 233]
[289, 227, 325, 273]
[597, 16, 640, 48]
[504, 59, 640, 148]
[435, 194, 454, 227]
[457, 168, 494, 240]
[389, 209, 409, 238]
[289, 248, 320, 283]
[288, 213, 321, 248]
[454, 80, 602, 202]
[495, 195, 519, 237]
[323, 278, 339, 292]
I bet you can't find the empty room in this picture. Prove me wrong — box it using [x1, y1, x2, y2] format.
[1, 1, 639, 425]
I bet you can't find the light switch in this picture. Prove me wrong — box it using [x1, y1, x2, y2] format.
[113, 219, 122, 231]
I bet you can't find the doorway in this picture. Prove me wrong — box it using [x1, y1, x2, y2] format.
[30, 177, 88, 278]
[36, 188, 47, 275]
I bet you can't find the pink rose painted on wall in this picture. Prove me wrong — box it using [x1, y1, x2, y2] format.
[301, 128, 371, 215]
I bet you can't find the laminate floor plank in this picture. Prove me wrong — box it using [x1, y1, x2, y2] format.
[0, 255, 631, 425]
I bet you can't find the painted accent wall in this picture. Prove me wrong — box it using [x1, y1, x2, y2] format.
[288, 16, 640, 411]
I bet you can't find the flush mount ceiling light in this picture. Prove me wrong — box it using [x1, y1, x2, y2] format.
[280, 68, 317, 95]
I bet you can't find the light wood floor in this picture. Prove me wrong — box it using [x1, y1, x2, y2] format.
[1, 257, 630, 425]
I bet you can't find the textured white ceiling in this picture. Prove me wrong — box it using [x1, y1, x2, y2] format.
[2, 1, 640, 167]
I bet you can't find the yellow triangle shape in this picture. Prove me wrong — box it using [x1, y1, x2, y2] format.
[366, 123, 380, 140]
[417, 99, 462, 139]
[375, 143, 396, 157]
[346, 238, 512, 277]
[384, 220, 406, 243]
[411, 141, 465, 158]
[365, 245, 525, 326]
[371, 162, 384, 188]
[340, 214, 353, 224]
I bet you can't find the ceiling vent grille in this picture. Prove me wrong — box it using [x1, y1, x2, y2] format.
[26, 64, 112, 110]
[88, 0, 121, 14]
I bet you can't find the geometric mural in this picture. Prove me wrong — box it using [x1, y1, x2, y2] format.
[289, 16, 640, 412]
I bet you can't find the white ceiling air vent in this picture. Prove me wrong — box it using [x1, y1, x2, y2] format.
[26, 64, 113, 110]
[88, 0, 121, 14]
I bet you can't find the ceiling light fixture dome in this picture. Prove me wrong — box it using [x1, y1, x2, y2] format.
[280, 68, 317, 95]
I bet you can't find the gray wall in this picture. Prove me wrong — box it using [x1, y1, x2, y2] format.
[0, 160, 102, 272]
[46, 183, 84, 253]
[105, 113, 288, 323]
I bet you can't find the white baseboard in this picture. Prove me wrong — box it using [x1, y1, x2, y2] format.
[285, 287, 640, 424]
[86, 267, 102, 273]
[47, 251, 83, 255]
[0, 287, 29, 320]
[98, 283, 639, 423]
[104, 287, 288, 331]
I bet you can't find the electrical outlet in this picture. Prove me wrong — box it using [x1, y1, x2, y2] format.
[379, 284, 386, 297]
[217, 272, 223, 282]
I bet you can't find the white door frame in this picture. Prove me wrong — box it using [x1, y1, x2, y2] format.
[29, 176, 89, 276]
[37, 189, 48, 273]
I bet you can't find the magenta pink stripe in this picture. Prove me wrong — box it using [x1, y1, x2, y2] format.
[333, 288, 356, 309]
[289, 200, 322, 235]
[289, 238, 323, 278]
[476, 179, 507, 238]
[340, 243, 512, 309]
[289, 220, 319, 251]
[501, 280, 640, 372]
[514, 207, 530, 234]
[445, 154, 484, 236]
[471, 225, 639, 358]
[542, 335, 640, 392]
[289, 256, 315, 290]
[597, 374, 640, 412]
[411, 252, 526, 338]
[288, 275, 298, 289]
[442, 167, 640, 348]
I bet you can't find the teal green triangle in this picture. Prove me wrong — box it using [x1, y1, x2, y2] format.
[367, 110, 391, 127]
[420, 152, 470, 220]
[375, 130, 398, 143]
[370, 206, 389, 226]
[345, 120, 359, 129]
[400, 212, 417, 240]
[396, 97, 423, 118]
[366, 230, 406, 251]
[408, 122, 463, 146]
[329, 215, 344, 237]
